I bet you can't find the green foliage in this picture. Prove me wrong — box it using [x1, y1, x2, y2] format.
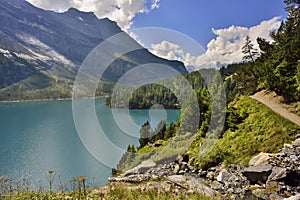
[197, 96, 300, 168]
[0, 53, 36, 89]
[242, 35, 259, 62]
[106, 70, 209, 109]
[235, 2, 300, 101]
[164, 122, 177, 140]
[139, 121, 152, 148]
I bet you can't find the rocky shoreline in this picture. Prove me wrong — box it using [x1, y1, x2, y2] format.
[101, 134, 300, 199]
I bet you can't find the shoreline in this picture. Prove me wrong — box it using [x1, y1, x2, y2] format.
[0, 95, 110, 104]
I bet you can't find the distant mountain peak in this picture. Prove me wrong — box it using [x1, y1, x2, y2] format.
[66, 7, 97, 19]
[0, 0, 187, 100]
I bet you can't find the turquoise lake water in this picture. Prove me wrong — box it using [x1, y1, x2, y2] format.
[0, 98, 180, 188]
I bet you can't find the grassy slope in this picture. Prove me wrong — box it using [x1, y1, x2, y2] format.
[194, 96, 300, 168]
[119, 95, 300, 173]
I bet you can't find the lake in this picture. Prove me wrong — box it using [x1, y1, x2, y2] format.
[0, 98, 180, 188]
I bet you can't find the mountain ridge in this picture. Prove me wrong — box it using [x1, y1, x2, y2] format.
[0, 0, 187, 101]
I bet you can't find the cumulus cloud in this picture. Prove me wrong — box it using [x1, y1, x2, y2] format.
[195, 16, 282, 69]
[149, 17, 281, 70]
[26, 0, 160, 31]
[151, 41, 200, 68]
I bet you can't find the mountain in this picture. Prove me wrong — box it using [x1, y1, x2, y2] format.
[0, 0, 187, 101]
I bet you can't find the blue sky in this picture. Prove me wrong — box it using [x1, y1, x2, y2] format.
[133, 0, 287, 47]
[26, 0, 288, 68]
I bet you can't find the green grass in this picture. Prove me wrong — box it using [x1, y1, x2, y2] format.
[99, 184, 217, 200]
[117, 133, 195, 173]
[195, 96, 300, 168]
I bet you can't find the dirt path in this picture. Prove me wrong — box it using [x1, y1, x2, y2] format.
[250, 90, 300, 127]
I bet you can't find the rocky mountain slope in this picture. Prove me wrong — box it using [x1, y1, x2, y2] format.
[106, 135, 300, 199]
[0, 0, 187, 100]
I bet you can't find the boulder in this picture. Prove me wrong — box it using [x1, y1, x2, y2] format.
[268, 167, 287, 182]
[167, 175, 186, 183]
[249, 152, 272, 166]
[283, 193, 300, 200]
[108, 174, 151, 183]
[243, 163, 273, 184]
[123, 160, 156, 177]
[216, 169, 231, 183]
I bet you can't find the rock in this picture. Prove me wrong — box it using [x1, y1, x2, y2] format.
[195, 184, 216, 197]
[211, 181, 223, 190]
[178, 170, 185, 175]
[283, 193, 300, 200]
[295, 134, 300, 139]
[283, 144, 294, 154]
[206, 171, 215, 180]
[180, 162, 188, 171]
[268, 167, 287, 182]
[199, 170, 207, 177]
[123, 160, 156, 176]
[167, 175, 186, 183]
[269, 193, 285, 200]
[292, 139, 300, 147]
[173, 164, 180, 175]
[243, 163, 273, 184]
[252, 188, 267, 199]
[216, 169, 231, 183]
[175, 154, 189, 165]
[249, 152, 272, 166]
[108, 174, 151, 183]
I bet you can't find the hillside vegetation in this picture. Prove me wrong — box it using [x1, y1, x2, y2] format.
[116, 0, 300, 174]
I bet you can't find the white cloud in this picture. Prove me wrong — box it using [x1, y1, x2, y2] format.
[150, 41, 200, 72]
[26, 0, 160, 31]
[148, 17, 281, 70]
[195, 16, 282, 69]
[151, 0, 160, 10]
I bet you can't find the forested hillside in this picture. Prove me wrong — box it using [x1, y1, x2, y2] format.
[116, 0, 300, 174]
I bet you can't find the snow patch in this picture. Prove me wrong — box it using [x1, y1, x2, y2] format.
[0, 48, 12, 58]
[16, 34, 75, 67]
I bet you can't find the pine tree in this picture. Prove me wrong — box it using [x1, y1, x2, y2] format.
[242, 35, 259, 62]
[139, 121, 152, 148]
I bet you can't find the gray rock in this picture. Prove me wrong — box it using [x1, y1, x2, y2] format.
[269, 193, 285, 200]
[167, 175, 186, 183]
[249, 152, 272, 166]
[252, 188, 266, 199]
[243, 163, 273, 184]
[283, 193, 300, 200]
[108, 174, 151, 183]
[123, 160, 156, 177]
[180, 162, 188, 171]
[199, 170, 207, 177]
[268, 167, 287, 182]
[216, 169, 231, 183]
[211, 181, 223, 190]
[178, 170, 185, 175]
[292, 139, 300, 147]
